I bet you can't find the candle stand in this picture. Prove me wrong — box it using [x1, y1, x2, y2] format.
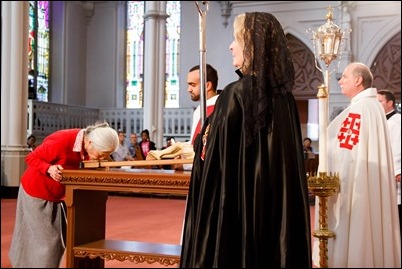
[306, 5, 350, 268]
[308, 172, 340, 268]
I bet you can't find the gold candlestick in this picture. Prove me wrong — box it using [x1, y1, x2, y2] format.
[308, 172, 340, 268]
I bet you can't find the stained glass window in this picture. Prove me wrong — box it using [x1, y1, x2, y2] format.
[126, 1, 144, 108]
[126, 1, 181, 108]
[28, 1, 50, 102]
[165, 1, 181, 108]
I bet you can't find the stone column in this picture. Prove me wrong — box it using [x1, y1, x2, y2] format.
[143, 1, 168, 149]
[1, 1, 30, 191]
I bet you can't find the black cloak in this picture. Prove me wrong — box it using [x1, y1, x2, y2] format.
[180, 12, 312, 268]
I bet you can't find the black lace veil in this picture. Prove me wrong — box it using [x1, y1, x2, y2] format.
[239, 12, 295, 144]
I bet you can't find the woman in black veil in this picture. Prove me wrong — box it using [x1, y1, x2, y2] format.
[180, 12, 312, 268]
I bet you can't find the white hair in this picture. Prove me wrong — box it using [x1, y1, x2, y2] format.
[84, 121, 119, 152]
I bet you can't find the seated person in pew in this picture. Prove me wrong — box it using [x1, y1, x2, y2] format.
[111, 129, 135, 162]
[128, 132, 144, 160]
[138, 129, 157, 159]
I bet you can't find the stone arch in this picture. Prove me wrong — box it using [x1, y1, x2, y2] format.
[363, 20, 401, 67]
[286, 33, 324, 100]
[371, 32, 401, 102]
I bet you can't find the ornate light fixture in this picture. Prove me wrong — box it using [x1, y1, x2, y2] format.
[306, 5, 350, 172]
[312, 6, 344, 67]
[306, 5, 350, 268]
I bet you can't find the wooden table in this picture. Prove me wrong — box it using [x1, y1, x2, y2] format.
[61, 168, 191, 268]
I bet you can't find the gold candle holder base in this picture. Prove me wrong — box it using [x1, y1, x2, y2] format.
[308, 171, 340, 268]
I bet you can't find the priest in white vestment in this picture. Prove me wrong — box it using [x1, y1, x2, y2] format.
[313, 62, 401, 268]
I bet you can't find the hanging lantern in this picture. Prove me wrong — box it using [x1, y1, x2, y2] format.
[312, 6, 344, 67]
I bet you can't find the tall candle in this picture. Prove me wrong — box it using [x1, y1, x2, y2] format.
[317, 70, 330, 173]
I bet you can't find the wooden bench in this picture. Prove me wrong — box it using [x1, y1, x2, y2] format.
[73, 240, 181, 266]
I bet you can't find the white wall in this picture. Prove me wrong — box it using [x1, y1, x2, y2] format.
[86, 1, 123, 108]
[50, 1, 90, 106]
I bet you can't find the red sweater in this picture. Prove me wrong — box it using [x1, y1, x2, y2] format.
[21, 129, 83, 202]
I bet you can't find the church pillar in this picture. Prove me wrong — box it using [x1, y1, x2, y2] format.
[143, 1, 168, 149]
[1, 1, 30, 192]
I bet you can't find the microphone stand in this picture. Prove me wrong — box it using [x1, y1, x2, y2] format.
[195, 1, 209, 126]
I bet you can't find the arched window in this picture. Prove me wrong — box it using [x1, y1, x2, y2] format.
[28, 1, 50, 102]
[126, 1, 144, 108]
[165, 1, 181, 108]
[126, 1, 181, 108]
